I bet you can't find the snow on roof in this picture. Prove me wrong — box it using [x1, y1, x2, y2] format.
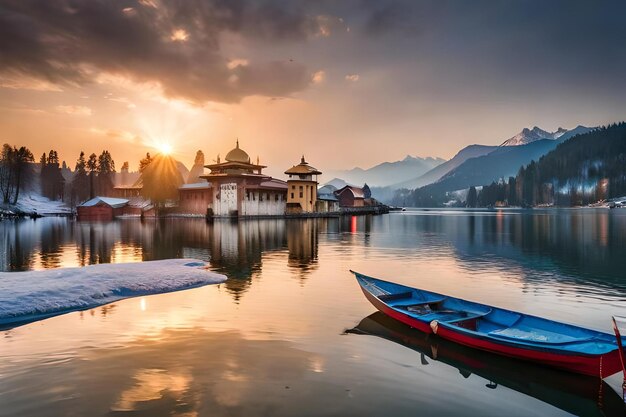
[318, 193, 338, 201]
[180, 182, 211, 190]
[79, 196, 129, 208]
[0, 259, 227, 328]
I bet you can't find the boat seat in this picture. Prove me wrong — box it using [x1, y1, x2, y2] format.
[391, 298, 446, 309]
[488, 326, 594, 345]
[378, 291, 413, 302]
[446, 310, 490, 324]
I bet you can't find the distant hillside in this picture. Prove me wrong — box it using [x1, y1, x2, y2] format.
[324, 178, 351, 189]
[397, 125, 594, 206]
[325, 155, 444, 188]
[435, 139, 560, 191]
[392, 145, 498, 190]
[508, 123, 625, 206]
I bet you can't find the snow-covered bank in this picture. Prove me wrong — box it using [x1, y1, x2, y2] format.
[0, 193, 71, 217]
[0, 259, 227, 328]
[13, 193, 71, 215]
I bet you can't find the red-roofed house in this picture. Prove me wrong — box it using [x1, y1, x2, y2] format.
[335, 185, 365, 208]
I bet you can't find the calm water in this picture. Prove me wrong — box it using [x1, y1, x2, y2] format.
[1, 209, 626, 416]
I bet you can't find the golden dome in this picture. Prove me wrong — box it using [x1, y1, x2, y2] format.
[225, 139, 250, 163]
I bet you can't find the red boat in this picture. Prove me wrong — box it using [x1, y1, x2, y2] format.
[352, 270, 626, 378]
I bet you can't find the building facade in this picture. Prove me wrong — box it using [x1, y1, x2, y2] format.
[77, 196, 141, 221]
[191, 140, 287, 217]
[178, 182, 212, 215]
[335, 185, 365, 207]
[285, 156, 322, 214]
[316, 184, 340, 213]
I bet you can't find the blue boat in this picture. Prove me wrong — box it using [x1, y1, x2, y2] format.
[351, 270, 626, 377]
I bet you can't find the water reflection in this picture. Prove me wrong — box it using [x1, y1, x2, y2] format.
[2, 210, 626, 298]
[0, 218, 329, 302]
[2, 211, 626, 417]
[348, 312, 625, 417]
[0, 328, 331, 417]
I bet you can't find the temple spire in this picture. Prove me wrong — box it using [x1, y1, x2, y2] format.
[301, 155, 306, 164]
[236, 138, 239, 148]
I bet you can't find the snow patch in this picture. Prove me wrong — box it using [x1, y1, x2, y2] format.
[12, 193, 71, 215]
[500, 126, 564, 147]
[0, 259, 227, 328]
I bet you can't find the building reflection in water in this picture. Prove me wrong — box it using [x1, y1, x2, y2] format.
[287, 219, 319, 282]
[2, 210, 626, 295]
[0, 217, 327, 302]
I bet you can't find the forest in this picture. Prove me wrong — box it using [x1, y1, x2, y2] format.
[0, 146, 183, 209]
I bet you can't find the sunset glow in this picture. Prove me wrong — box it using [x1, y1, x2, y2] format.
[2, 3, 626, 417]
[157, 143, 173, 155]
[1, 1, 624, 174]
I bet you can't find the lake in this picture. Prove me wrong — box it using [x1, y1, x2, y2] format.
[1, 209, 625, 416]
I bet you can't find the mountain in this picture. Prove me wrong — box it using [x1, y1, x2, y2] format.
[400, 125, 595, 206]
[324, 178, 350, 189]
[435, 139, 562, 191]
[392, 145, 498, 190]
[500, 126, 568, 146]
[481, 123, 624, 206]
[394, 125, 593, 191]
[325, 156, 444, 188]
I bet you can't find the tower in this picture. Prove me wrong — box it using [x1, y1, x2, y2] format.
[284, 156, 322, 213]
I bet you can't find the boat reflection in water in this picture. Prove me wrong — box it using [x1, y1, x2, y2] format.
[347, 312, 626, 417]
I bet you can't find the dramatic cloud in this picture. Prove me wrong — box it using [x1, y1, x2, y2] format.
[0, 0, 329, 104]
[2, 0, 626, 171]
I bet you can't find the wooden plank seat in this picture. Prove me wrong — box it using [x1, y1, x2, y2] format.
[446, 310, 491, 324]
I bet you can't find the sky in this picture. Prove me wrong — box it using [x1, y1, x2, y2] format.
[1, 0, 626, 177]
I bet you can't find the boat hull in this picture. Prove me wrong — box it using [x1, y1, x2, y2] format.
[435, 324, 622, 378]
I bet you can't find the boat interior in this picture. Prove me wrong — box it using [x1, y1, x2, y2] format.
[377, 287, 617, 351]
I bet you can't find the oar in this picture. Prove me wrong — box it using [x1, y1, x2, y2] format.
[611, 316, 626, 402]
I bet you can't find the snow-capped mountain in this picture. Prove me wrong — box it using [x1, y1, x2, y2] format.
[500, 126, 568, 146]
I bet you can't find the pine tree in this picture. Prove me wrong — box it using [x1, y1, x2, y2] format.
[97, 150, 115, 196]
[466, 186, 477, 207]
[139, 152, 152, 173]
[71, 151, 89, 205]
[87, 153, 97, 199]
[41, 149, 65, 200]
[10, 146, 34, 204]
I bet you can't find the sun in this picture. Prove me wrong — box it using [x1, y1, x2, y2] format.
[157, 143, 173, 155]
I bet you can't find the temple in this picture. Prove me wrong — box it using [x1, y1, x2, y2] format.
[179, 140, 287, 216]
